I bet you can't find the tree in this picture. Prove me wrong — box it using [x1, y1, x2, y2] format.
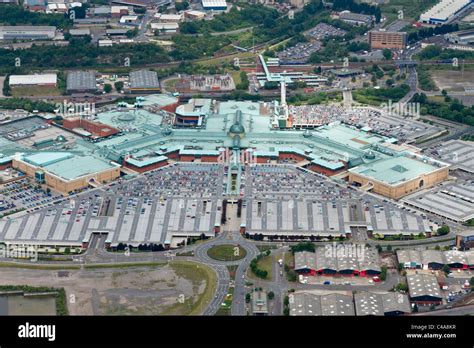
[397, 263, 403, 272]
[386, 244, 392, 252]
[103, 84, 112, 93]
[442, 264, 450, 276]
[380, 266, 387, 281]
[470, 277, 474, 288]
[382, 49, 393, 60]
[437, 225, 450, 235]
[245, 293, 251, 303]
[175, 1, 189, 11]
[64, 247, 70, 255]
[268, 291, 275, 300]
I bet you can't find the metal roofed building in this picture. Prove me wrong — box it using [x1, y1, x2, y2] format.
[66, 71, 97, 93]
[129, 70, 160, 93]
[406, 273, 442, 305]
[12, 152, 120, 194]
[0, 26, 56, 40]
[294, 251, 317, 274]
[397, 249, 422, 269]
[420, 249, 445, 270]
[444, 250, 469, 269]
[312, 246, 380, 276]
[445, 29, 474, 45]
[354, 292, 411, 316]
[420, 0, 474, 25]
[290, 292, 355, 316]
[201, 0, 227, 10]
[339, 11, 374, 26]
[348, 153, 450, 200]
[456, 230, 474, 250]
[9, 74, 57, 87]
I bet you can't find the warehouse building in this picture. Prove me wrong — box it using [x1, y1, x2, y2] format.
[0, 26, 56, 40]
[354, 292, 411, 316]
[151, 22, 180, 34]
[348, 153, 449, 200]
[420, 0, 474, 25]
[129, 70, 160, 93]
[444, 250, 469, 270]
[12, 152, 120, 194]
[294, 251, 317, 275]
[339, 11, 374, 26]
[289, 292, 355, 316]
[445, 29, 474, 45]
[201, 0, 227, 10]
[294, 246, 380, 277]
[407, 274, 442, 305]
[397, 249, 445, 270]
[66, 71, 97, 94]
[9, 74, 57, 88]
[368, 30, 407, 50]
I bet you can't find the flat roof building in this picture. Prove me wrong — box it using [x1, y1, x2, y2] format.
[445, 29, 474, 45]
[407, 273, 442, 305]
[369, 30, 407, 50]
[12, 152, 120, 194]
[348, 153, 449, 200]
[420, 0, 473, 25]
[456, 230, 474, 250]
[202, 0, 227, 10]
[252, 291, 268, 315]
[66, 71, 97, 94]
[129, 70, 160, 93]
[0, 26, 56, 41]
[290, 292, 355, 316]
[9, 74, 57, 87]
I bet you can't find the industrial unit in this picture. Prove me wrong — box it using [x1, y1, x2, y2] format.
[420, 0, 474, 25]
[0, 26, 56, 40]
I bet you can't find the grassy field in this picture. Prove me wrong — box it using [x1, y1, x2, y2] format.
[207, 244, 247, 261]
[11, 86, 61, 97]
[162, 261, 218, 315]
[248, 254, 273, 281]
[380, 0, 438, 22]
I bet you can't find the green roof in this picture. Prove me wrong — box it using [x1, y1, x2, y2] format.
[23, 152, 73, 167]
[349, 155, 443, 185]
[44, 155, 117, 181]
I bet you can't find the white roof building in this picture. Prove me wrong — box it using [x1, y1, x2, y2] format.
[201, 0, 227, 10]
[420, 0, 473, 24]
[154, 13, 183, 22]
[9, 74, 57, 86]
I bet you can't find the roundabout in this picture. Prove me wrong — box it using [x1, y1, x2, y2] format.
[206, 244, 247, 262]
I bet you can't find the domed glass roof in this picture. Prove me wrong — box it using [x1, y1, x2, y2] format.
[229, 123, 245, 134]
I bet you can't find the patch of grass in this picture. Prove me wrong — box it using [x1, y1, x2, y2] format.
[0, 262, 80, 270]
[11, 86, 61, 97]
[207, 244, 247, 261]
[0, 285, 68, 315]
[84, 261, 166, 269]
[165, 261, 218, 315]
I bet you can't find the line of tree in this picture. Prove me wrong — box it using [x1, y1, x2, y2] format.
[407, 23, 458, 44]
